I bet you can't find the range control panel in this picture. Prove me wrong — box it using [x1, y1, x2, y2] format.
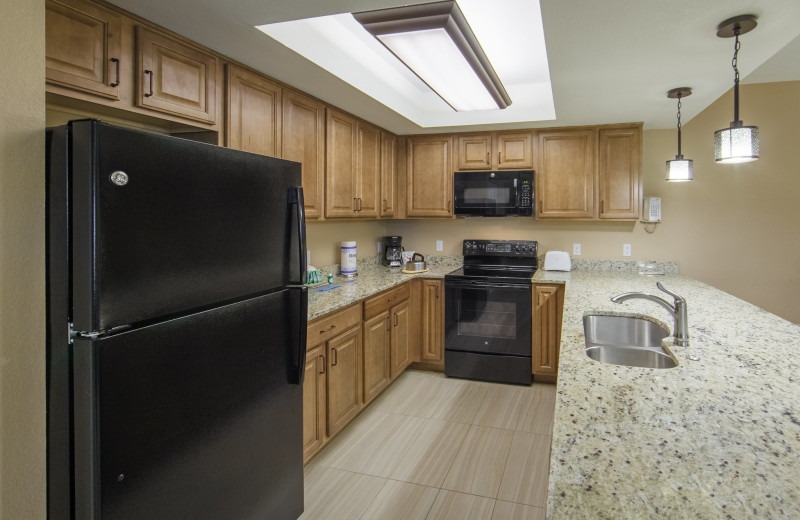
[462, 240, 538, 258]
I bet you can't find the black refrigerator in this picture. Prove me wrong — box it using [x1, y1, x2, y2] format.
[46, 120, 307, 520]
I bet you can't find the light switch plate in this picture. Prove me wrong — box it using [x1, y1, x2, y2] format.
[623, 244, 632, 257]
[573, 243, 581, 256]
[436, 240, 443, 252]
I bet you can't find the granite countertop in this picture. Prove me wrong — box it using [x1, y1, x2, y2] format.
[307, 256, 462, 321]
[540, 269, 800, 519]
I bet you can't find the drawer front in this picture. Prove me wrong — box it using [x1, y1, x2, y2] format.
[363, 283, 410, 319]
[307, 304, 361, 348]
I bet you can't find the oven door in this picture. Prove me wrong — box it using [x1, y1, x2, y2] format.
[453, 172, 519, 216]
[444, 278, 531, 356]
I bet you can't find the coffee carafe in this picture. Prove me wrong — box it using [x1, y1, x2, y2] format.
[382, 236, 403, 267]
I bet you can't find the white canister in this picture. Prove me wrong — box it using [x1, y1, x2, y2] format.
[340, 241, 357, 277]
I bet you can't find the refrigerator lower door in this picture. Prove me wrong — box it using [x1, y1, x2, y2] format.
[72, 290, 304, 520]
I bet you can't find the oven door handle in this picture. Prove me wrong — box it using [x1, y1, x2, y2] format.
[445, 280, 531, 290]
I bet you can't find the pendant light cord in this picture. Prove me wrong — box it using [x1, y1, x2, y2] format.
[732, 28, 741, 124]
[676, 94, 683, 157]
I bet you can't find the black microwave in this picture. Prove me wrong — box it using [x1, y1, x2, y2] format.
[453, 170, 534, 216]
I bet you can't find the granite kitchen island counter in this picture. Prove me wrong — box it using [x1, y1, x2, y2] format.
[538, 269, 800, 519]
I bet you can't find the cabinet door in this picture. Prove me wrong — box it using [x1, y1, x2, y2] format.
[136, 26, 218, 124]
[283, 89, 325, 219]
[362, 311, 391, 405]
[532, 284, 564, 381]
[46, 0, 122, 100]
[537, 129, 595, 218]
[457, 134, 492, 170]
[356, 120, 381, 218]
[407, 136, 453, 217]
[325, 109, 358, 217]
[327, 326, 362, 436]
[496, 132, 534, 170]
[380, 132, 397, 217]
[390, 300, 411, 378]
[303, 344, 327, 463]
[421, 280, 444, 365]
[598, 127, 641, 220]
[226, 65, 281, 157]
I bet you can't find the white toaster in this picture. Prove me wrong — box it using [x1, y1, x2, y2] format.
[543, 251, 572, 271]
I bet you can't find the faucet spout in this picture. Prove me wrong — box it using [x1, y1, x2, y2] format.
[611, 283, 689, 346]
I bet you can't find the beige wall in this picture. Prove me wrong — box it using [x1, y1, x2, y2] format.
[307, 220, 388, 267]
[386, 81, 800, 323]
[0, 0, 46, 518]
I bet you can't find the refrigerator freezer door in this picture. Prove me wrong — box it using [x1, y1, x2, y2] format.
[72, 290, 304, 520]
[69, 120, 303, 332]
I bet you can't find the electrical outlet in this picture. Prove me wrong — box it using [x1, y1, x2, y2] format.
[573, 243, 581, 256]
[623, 244, 632, 257]
[436, 240, 444, 252]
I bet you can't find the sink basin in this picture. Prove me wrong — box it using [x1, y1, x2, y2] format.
[583, 314, 678, 369]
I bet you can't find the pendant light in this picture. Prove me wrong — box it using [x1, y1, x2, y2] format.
[714, 15, 759, 163]
[666, 87, 693, 182]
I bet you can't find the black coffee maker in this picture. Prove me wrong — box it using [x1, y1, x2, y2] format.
[382, 236, 403, 267]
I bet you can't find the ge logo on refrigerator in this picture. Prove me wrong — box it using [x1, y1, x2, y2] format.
[110, 171, 129, 186]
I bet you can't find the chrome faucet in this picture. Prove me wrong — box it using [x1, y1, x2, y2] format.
[611, 282, 689, 346]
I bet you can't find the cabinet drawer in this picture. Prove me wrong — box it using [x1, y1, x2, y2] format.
[307, 304, 361, 348]
[363, 283, 410, 319]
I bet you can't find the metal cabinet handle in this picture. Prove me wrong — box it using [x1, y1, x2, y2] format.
[435, 285, 439, 299]
[394, 312, 398, 327]
[387, 296, 396, 303]
[600, 200, 605, 214]
[486, 152, 490, 164]
[358, 198, 363, 211]
[331, 348, 338, 367]
[320, 324, 336, 335]
[382, 199, 387, 212]
[319, 355, 326, 374]
[353, 198, 358, 212]
[110, 58, 120, 87]
[499, 151, 502, 164]
[386, 316, 391, 332]
[144, 70, 153, 97]
[447, 200, 451, 212]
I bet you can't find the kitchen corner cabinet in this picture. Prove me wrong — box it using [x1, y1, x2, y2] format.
[46, 0, 123, 100]
[226, 64, 281, 157]
[532, 284, 565, 382]
[598, 126, 641, 219]
[136, 26, 218, 125]
[304, 304, 362, 462]
[325, 108, 380, 218]
[420, 279, 445, 366]
[536, 129, 596, 219]
[283, 89, 325, 219]
[456, 131, 534, 171]
[406, 135, 453, 218]
[363, 285, 411, 405]
[380, 132, 397, 217]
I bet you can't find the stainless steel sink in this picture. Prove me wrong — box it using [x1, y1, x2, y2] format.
[583, 314, 678, 369]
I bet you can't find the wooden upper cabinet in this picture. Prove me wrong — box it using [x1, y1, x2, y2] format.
[282, 89, 325, 220]
[456, 132, 533, 170]
[136, 26, 218, 125]
[598, 126, 641, 220]
[536, 129, 596, 219]
[325, 109, 358, 217]
[380, 132, 397, 217]
[457, 134, 492, 170]
[46, 0, 122, 99]
[406, 135, 453, 218]
[356, 120, 381, 218]
[226, 64, 281, 157]
[495, 132, 534, 170]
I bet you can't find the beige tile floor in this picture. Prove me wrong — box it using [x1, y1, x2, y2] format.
[301, 370, 556, 520]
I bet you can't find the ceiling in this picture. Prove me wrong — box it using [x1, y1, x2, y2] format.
[109, 0, 800, 135]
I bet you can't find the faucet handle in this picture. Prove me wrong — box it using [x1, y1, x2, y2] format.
[656, 282, 685, 303]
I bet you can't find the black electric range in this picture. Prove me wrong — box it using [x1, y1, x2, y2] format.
[444, 240, 538, 385]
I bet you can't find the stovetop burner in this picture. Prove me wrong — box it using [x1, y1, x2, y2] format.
[446, 239, 538, 282]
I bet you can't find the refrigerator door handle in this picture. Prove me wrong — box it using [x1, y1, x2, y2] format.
[289, 186, 307, 286]
[288, 286, 308, 385]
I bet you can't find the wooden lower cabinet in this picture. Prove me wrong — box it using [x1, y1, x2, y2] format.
[532, 283, 565, 382]
[362, 311, 392, 405]
[326, 326, 362, 436]
[303, 344, 326, 463]
[390, 300, 411, 378]
[363, 287, 411, 405]
[420, 279, 445, 367]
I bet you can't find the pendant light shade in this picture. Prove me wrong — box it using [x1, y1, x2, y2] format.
[714, 15, 759, 164]
[666, 87, 693, 182]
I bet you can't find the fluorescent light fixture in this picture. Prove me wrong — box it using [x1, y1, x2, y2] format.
[353, 1, 511, 112]
[255, 0, 554, 128]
